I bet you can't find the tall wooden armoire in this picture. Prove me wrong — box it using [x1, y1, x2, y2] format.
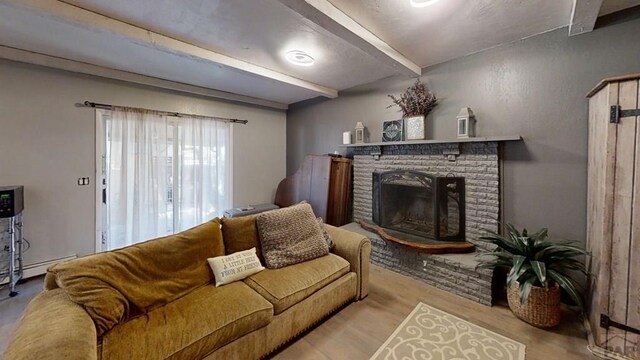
[587, 74, 640, 359]
[275, 155, 352, 226]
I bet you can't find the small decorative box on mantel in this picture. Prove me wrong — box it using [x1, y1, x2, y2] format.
[382, 119, 404, 142]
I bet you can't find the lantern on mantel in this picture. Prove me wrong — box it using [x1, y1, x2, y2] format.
[456, 107, 476, 138]
[355, 121, 368, 144]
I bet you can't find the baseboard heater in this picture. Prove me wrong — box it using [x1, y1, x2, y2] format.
[0, 255, 76, 285]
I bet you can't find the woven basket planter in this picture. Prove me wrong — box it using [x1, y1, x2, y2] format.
[507, 281, 561, 328]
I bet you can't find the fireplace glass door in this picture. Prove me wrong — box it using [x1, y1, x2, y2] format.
[372, 171, 465, 241]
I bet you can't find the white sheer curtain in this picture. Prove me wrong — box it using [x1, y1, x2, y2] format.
[175, 116, 230, 232]
[106, 108, 170, 250]
[105, 109, 230, 250]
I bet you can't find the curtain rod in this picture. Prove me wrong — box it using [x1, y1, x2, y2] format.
[82, 101, 248, 125]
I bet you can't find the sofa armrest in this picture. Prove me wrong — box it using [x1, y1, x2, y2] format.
[325, 225, 371, 300]
[3, 289, 97, 360]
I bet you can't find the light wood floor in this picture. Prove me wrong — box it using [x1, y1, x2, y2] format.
[0, 265, 595, 359]
[273, 265, 595, 359]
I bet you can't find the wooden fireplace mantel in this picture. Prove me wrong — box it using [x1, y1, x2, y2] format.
[339, 135, 522, 148]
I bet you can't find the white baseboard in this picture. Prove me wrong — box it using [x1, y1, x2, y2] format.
[1, 255, 77, 285]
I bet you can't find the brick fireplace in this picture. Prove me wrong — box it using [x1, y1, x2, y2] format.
[343, 138, 519, 305]
[352, 142, 500, 246]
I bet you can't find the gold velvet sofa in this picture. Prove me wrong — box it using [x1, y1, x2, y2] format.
[3, 217, 371, 360]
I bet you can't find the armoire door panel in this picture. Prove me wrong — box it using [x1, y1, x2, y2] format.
[609, 79, 638, 354]
[587, 85, 609, 344]
[587, 83, 619, 346]
[626, 80, 640, 359]
[298, 155, 314, 206]
[309, 156, 331, 219]
[326, 159, 352, 226]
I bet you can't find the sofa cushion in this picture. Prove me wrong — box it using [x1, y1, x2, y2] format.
[46, 218, 225, 336]
[221, 215, 263, 261]
[243, 253, 350, 314]
[256, 202, 330, 269]
[101, 282, 273, 360]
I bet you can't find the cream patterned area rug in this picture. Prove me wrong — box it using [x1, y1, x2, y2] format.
[371, 302, 526, 360]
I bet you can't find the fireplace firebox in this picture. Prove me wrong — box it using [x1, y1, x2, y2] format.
[372, 171, 465, 242]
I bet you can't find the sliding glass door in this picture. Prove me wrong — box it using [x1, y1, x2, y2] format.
[96, 108, 230, 251]
[174, 115, 230, 232]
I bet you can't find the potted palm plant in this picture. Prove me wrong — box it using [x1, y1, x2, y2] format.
[477, 224, 589, 328]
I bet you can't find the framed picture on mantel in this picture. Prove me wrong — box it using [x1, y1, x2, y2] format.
[382, 119, 404, 142]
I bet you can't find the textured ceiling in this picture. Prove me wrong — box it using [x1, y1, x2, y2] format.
[0, 2, 323, 104]
[0, 0, 637, 106]
[600, 0, 640, 15]
[328, 0, 575, 67]
[63, 0, 398, 91]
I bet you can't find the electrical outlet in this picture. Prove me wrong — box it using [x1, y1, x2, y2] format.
[77, 177, 90, 186]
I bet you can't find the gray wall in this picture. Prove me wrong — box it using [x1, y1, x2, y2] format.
[0, 59, 286, 269]
[287, 16, 640, 243]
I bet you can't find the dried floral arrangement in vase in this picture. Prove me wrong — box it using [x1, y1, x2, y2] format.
[387, 79, 438, 140]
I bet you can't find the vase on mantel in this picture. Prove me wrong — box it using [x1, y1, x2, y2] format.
[405, 114, 426, 140]
[387, 79, 437, 141]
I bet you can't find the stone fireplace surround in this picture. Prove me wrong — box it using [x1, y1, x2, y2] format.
[344, 140, 514, 305]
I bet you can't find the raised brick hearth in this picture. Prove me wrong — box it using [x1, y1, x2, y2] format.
[342, 223, 493, 305]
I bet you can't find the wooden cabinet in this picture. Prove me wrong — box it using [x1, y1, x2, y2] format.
[586, 74, 640, 359]
[275, 155, 352, 226]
